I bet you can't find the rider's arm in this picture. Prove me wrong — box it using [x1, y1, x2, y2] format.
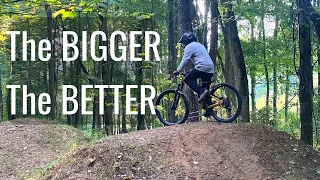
[177, 45, 193, 72]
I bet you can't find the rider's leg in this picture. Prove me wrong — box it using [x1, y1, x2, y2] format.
[184, 68, 202, 96]
[199, 73, 215, 117]
[200, 73, 213, 90]
[184, 68, 208, 101]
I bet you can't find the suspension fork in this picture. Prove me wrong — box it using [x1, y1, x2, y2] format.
[170, 83, 184, 110]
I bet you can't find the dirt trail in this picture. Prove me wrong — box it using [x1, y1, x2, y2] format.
[0, 119, 88, 180]
[42, 122, 320, 180]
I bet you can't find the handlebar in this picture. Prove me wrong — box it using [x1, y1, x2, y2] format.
[174, 71, 189, 77]
[174, 73, 185, 77]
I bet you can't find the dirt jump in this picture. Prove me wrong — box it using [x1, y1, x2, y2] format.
[37, 122, 320, 180]
[0, 118, 88, 179]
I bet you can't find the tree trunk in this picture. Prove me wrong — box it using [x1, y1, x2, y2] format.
[84, 14, 97, 130]
[261, 11, 270, 125]
[45, 4, 56, 119]
[177, 0, 200, 122]
[284, 72, 289, 122]
[121, 86, 128, 133]
[98, 12, 113, 135]
[220, 17, 235, 86]
[177, 0, 192, 38]
[136, 61, 145, 130]
[75, 11, 84, 126]
[167, 0, 178, 122]
[65, 26, 73, 125]
[7, 64, 15, 120]
[272, 66, 277, 123]
[190, 0, 199, 35]
[249, 13, 256, 121]
[73, 19, 82, 127]
[117, 113, 120, 135]
[96, 60, 102, 130]
[53, 19, 59, 118]
[225, 2, 250, 123]
[273, 12, 279, 125]
[209, 0, 218, 82]
[251, 75, 256, 121]
[202, 0, 209, 48]
[168, 0, 177, 76]
[130, 115, 135, 132]
[174, 0, 179, 43]
[298, 0, 313, 146]
[301, 0, 320, 41]
[26, 19, 32, 117]
[177, 0, 192, 35]
[122, 51, 128, 133]
[69, 61, 76, 126]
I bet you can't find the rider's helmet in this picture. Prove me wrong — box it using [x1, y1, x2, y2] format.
[179, 31, 197, 48]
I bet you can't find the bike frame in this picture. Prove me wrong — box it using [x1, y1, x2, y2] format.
[156, 74, 240, 124]
[174, 75, 224, 110]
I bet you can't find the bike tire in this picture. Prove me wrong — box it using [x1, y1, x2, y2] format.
[155, 89, 190, 126]
[209, 83, 242, 123]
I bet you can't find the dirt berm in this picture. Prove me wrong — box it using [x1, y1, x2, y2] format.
[41, 122, 320, 180]
[0, 118, 89, 179]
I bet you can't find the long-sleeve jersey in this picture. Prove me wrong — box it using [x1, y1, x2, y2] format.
[177, 42, 214, 74]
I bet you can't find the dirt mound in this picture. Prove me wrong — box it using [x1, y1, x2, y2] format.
[39, 122, 320, 180]
[0, 118, 89, 179]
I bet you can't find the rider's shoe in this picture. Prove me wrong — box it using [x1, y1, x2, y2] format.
[223, 98, 231, 108]
[203, 108, 215, 117]
[198, 89, 209, 102]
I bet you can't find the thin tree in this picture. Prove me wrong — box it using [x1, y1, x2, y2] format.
[45, 4, 56, 119]
[298, 0, 313, 145]
[168, 0, 177, 76]
[209, 0, 219, 82]
[273, 0, 279, 124]
[261, 0, 270, 124]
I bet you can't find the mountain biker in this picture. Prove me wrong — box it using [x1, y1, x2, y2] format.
[173, 31, 215, 117]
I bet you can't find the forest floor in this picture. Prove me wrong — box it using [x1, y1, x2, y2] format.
[0, 118, 89, 180]
[39, 122, 320, 180]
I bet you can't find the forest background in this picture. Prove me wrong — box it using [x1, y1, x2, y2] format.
[0, 0, 320, 149]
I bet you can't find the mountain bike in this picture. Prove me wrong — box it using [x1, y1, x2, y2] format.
[155, 72, 242, 126]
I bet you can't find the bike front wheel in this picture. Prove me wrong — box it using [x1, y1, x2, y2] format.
[155, 90, 190, 126]
[209, 83, 242, 123]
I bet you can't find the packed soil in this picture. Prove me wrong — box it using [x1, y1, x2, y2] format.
[41, 122, 320, 180]
[0, 118, 89, 180]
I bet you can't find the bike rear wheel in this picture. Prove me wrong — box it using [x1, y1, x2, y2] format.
[209, 83, 242, 123]
[155, 89, 190, 126]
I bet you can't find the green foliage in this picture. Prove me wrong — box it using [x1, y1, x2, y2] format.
[254, 106, 271, 124]
[276, 112, 300, 139]
[82, 128, 102, 142]
[0, 0, 318, 149]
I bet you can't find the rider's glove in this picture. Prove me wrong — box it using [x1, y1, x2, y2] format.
[173, 70, 180, 75]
